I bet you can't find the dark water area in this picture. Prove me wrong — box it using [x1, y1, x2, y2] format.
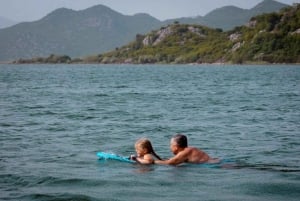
[1, 64, 299, 201]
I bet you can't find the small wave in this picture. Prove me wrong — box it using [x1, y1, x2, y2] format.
[278, 92, 299, 97]
[86, 108, 97, 111]
[0, 174, 30, 187]
[239, 105, 267, 111]
[35, 176, 105, 187]
[35, 176, 58, 185]
[113, 85, 128, 89]
[65, 114, 96, 120]
[45, 126, 68, 132]
[235, 163, 300, 172]
[0, 123, 13, 127]
[22, 193, 101, 201]
[24, 105, 46, 110]
[29, 110, 57, 116]
[94, 93, 109, 97]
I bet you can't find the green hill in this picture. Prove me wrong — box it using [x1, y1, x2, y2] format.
[85, 4, 300, 64]
[228, 4, 300, 64]
[91, 24, 227, 64]
[1, 0, 289, 62]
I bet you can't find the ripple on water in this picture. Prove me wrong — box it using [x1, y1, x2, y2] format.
[1, 64, 300, 201]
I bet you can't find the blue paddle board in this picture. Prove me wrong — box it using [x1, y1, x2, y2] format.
[97, 152, 135, 163]
[97, 152, 234, 167]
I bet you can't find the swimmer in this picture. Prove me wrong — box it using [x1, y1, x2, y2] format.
[130, 138, 162, 164]
[155, 134, 219, 165]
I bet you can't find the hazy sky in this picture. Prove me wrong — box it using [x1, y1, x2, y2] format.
[1, 0, 299, 22]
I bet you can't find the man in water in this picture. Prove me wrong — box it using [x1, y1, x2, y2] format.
[155, 134, 219, 165]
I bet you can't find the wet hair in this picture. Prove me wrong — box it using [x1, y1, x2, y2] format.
[135, 138, 162, 160]
[172, 134, 188, 148]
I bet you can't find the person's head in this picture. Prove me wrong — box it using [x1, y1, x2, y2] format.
[170, 134, 188, 155]
[135, 138, 154, 157]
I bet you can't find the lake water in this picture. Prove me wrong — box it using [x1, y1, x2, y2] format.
[1, 64, 299, 201]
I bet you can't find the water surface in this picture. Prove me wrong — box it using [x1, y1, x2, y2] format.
[1, 64, 299, 201]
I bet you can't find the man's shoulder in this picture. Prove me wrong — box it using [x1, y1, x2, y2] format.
[188, 147, 205, 154]
[179, 147, 200, 156]
[184, 147, 197, 153]
[187, 146, 198, 151]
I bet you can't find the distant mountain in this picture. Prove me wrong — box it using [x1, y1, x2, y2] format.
[0, 0, 290, 61]
[0, 16, 17, 29]
[74, 4, 299, 64]
[166, 0, 288, 30]
[0, 5, 162, 61]
[201, 6, 248, 31]
[249, 0, 289, 16]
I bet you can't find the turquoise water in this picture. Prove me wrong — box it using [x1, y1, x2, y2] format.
[1, 64, 300, 201]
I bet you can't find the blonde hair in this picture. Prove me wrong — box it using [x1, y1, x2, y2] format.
[135, 138, 162, 160]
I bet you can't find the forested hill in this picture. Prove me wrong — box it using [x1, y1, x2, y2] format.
[80, 4, 299, 64]
[2, 0, 288, 62]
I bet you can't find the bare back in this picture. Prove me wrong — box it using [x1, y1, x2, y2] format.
[155, 145, 219, 165]
[184, 147, 211, 163]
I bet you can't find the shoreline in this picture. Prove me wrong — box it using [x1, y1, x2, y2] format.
[2, 62, 300, 66]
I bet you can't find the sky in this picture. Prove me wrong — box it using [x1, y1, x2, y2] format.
[0, 0, 299, 22]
